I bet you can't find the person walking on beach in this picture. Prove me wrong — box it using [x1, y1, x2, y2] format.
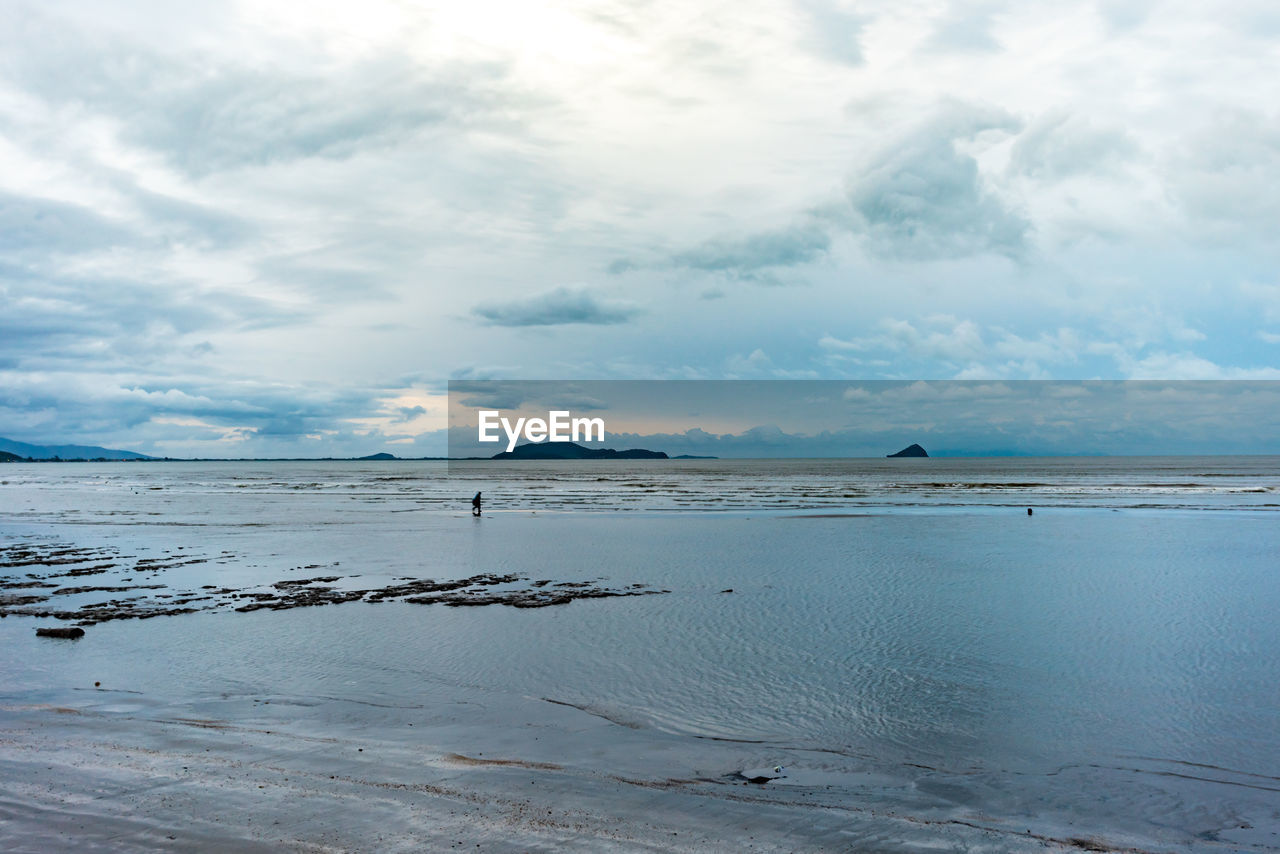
[472, 491, 482, 516]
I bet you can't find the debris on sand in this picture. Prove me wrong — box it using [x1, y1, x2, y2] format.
[1, 541, 668, 626]
[36, 626, 85, 639]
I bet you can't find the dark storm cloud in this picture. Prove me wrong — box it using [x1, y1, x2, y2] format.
[471, 287, 641, 327]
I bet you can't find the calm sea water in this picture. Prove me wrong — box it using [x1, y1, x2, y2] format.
[2, 456, 1279, 847]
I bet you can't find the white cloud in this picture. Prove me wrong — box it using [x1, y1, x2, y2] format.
[1, 0, 1278, 451]
[1168, 109, 1280, 239]
[843, 103, 1028, 260]
[822, 315, 986, 363]
[1122, 352, 1280, 380]
[1008, 112, 1137, 180]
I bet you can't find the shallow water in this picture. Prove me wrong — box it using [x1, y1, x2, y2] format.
[4, 455, 1280, 517]
[2, 457, 1279, 850]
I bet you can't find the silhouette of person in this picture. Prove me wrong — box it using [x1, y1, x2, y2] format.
[472, 491, 482, 516]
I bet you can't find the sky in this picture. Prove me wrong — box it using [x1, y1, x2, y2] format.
[2, 0, 1279, 457]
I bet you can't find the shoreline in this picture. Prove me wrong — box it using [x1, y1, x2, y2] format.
[1, 685, 1226, 854]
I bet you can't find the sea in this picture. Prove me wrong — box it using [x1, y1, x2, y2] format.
[2, 456, 1279, 850]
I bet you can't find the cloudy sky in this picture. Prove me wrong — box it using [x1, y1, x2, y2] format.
[3, 0, 1279, 457]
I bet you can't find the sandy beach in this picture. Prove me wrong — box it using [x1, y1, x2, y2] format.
[4, 682, 1222, 853]
[3, 460, 1280, 851]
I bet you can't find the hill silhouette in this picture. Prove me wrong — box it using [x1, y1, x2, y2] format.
[492, 442, 667, 460]
[0, 437, 150, 460]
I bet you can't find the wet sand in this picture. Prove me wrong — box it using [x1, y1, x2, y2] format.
[3, 520, 1279, 852]
[0, 541, 667, 626]
[0, 687, 1192, 853]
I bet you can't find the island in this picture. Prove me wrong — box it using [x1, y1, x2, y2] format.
[887, 443, 928, 458]
[491, 441, 668, 460]
[0, 436, 151, 461]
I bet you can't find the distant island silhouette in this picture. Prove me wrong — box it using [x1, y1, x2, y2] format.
[0, 436, 152, 461]
[492, 441, 668, 461]
[2, 433, 943, 462]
